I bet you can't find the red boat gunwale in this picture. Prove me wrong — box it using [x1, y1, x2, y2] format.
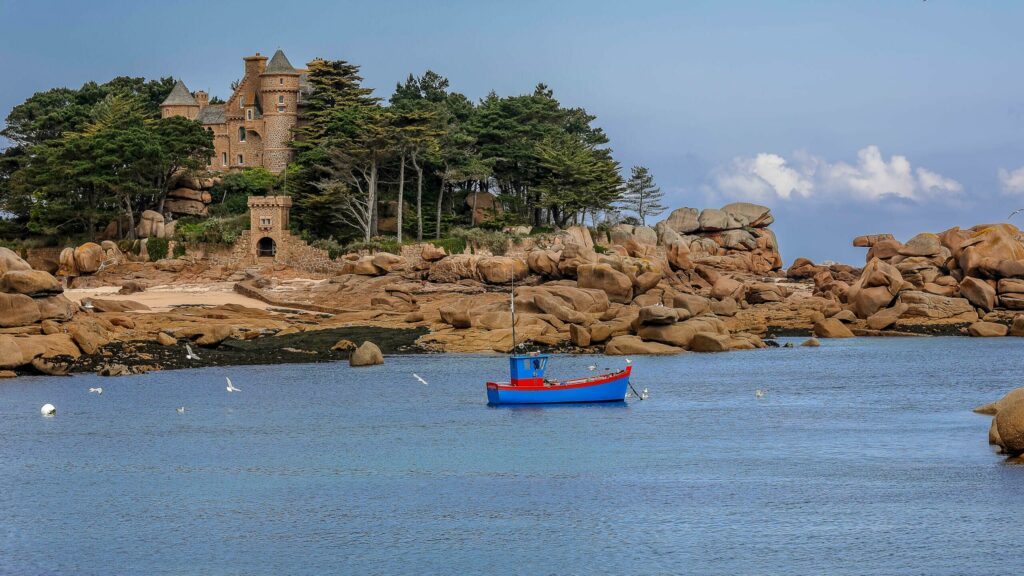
[487, 365, 631, 391]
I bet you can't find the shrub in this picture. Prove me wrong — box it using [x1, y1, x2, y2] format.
[311, 237, 344, 259]
[428, 237, 467, 256]
[342, 236, 401, 255]
[147, 237, 169, 261]
[173, 215, 248, 246]
[594, 244, 610, 254]
[117, 239, 138, 255]
[172, 243, 187, 258]
[208, 167, 279, 216]
[449, 227, 519, 256]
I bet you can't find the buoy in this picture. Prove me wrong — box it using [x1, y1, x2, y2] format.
[40, 403, 56, 416]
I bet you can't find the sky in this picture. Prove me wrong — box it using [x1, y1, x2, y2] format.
[2, 0, 1024, 264]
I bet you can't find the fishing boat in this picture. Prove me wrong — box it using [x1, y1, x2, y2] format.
[484, 268, 634, 405]
[486, 354, 632, 405]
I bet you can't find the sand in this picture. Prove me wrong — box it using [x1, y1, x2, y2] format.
[64, 282, 272, 313]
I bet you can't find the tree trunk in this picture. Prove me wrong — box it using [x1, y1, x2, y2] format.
[397, 151, 405, 243]
[412, 152, 423, 241]
[367, 159, 378, 241]
[436, 178, 446, 240]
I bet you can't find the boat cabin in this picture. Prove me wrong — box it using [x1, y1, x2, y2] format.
[509, 354, 548, 386]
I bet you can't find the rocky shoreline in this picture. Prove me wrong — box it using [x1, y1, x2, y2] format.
[7, 203, 1024, 380]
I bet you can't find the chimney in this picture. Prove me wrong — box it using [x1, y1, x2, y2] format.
[243, 53, 267, 78]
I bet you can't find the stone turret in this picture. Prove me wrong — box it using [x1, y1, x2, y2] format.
[194, 90, 209, 109]
[259, 50, 301, 173]
[160, 80, 200, 120]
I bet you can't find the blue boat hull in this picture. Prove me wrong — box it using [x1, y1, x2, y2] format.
[486, 373, 630, 405]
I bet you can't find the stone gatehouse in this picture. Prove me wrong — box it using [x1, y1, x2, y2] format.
[224, 196, 342, 273]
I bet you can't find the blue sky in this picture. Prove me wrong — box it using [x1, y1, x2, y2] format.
[2, 0, 1023, 263]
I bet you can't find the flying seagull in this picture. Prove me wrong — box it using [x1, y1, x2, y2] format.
[225, 377, 240, 393]
[1009, 208, 1024, 220]
[185, 343, 200, 361]
[413, 373, 429, 386]
[88, 387, 103, 395]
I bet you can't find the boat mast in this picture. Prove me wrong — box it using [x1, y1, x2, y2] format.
[510, 271, 516, 353]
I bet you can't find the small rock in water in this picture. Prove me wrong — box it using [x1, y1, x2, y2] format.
[40, 403, 56, 416]
[782, 342, 794, 348]
[801, 338, 821, 347]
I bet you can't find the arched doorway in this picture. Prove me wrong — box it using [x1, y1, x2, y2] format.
[257, 237, 276, 258]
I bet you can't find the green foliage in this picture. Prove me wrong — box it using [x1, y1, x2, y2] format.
[174, 215, 248, 246]
[172, 243, 187, 258]
[342, 236, 401, 255]
[209, 168, 278, 217]
[593, 244, 610, 255]
[117, 239, 139, 255]
[427, 236, 466, 256]
[1, 79, 212, 241]
[147, 237, 169, 261]
[311, 237, 345, 259]
[449, 227, 519, 256]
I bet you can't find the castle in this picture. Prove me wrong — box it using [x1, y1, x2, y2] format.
[160, 49, 309, 174]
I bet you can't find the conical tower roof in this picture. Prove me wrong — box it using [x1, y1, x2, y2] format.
[160, 80, 198, 106]
[264, 49, 299, 75]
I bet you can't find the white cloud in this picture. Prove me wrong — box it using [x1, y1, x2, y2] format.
[708, 145, 962, 203]
[998, 167, 1024, 195]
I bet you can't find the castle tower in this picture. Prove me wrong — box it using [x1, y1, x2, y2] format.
[160, 80, 200, 120]
[259, 49, 301, 173]
[248, 195, 292, 262]
[194, 90, 209, 110]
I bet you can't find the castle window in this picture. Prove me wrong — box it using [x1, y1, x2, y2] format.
[221, 152, 227, 166]
[238, 154, 244, 165]
[277, 106, 285, 113]
[278, 95, 284, 104]
[246, 108, 253, 121]
[238, 127, 246, 142]
[260, 217, 272, 227]
[279, 78, 284, 85]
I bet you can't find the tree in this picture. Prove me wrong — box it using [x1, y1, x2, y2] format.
[293, 59, 392, 241]
[390, 72, 447, 241]
[621, 165, 665, 226]
[534, 133, 622, 228]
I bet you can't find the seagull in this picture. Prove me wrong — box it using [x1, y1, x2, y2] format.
[185, 343, 200, 361]
[1010, 208, 1024, 220]
[625, 358, 632, 364]
[588, 365, 596, 371]
[755, 389, 765, 399]
[225, 377, 240, 393]
[81, 300, 94, 311]
[88, 387, 103, 395]
[413, 373, 429, 386]
[176, 406, 186, 414]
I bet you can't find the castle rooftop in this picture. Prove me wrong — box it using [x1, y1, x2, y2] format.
[161, 80, 198, 107]
[264, 49, 299, 75]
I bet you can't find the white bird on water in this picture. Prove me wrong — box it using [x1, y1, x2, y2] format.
[755, 389, 765, 399]
[176, 406, 186, 414]
[225, 377, 241, 393]
[588, 365, 596, 371]
[185, 343, 200, 361]
[413, 373, 429, 386]
[625, 358, 632, 364]
[88, 387, 103, 395]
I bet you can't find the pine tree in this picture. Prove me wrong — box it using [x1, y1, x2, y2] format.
[622, 165, 665, 226]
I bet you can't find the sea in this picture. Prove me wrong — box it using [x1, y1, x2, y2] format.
[0, 337, 1021, 575]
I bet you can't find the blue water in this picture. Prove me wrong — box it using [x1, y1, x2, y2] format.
[0, 337, 1021, 575]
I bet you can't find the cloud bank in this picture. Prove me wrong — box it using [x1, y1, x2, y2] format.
[706, 145, 963, 203]
[998, 166, 1024, 195]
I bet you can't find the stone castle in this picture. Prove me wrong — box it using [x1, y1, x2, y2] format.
[160, 49, 309, 174]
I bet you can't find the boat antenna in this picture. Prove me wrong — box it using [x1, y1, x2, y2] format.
[510, 269, 516, 354]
